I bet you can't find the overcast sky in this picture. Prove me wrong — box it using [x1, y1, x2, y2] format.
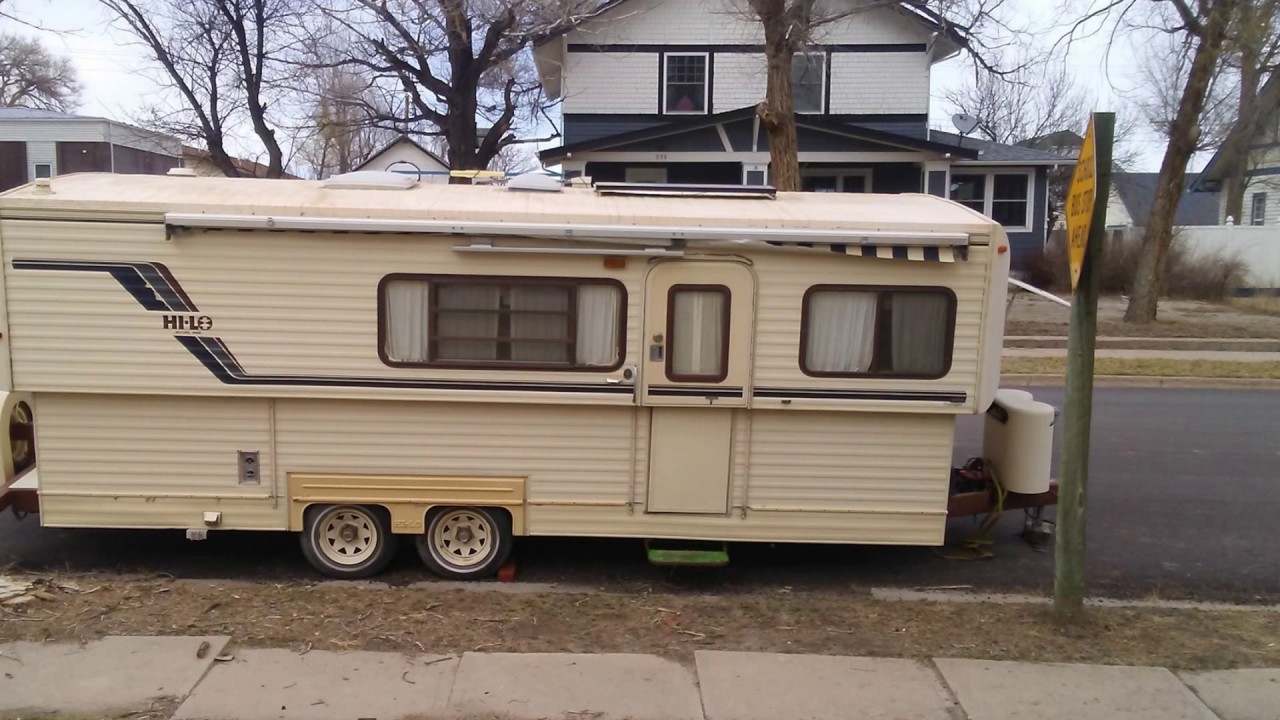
[2, 0, 1187, 171]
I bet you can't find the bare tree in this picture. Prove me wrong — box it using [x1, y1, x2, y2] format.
[1089, 0, 1240, 323]
[313, 0, 607, 173]
[0, 33, 80, 111]
[742, 0, 1015, 192]
[99, 0, 299, 178]
[1214, 0, 1280, 221]
[294, 65, 400, 178]
[488, 143, 538, 175]
[944, 59, 1091, 146]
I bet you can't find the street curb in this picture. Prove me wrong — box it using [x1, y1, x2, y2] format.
[1001, 374, 1280, 389]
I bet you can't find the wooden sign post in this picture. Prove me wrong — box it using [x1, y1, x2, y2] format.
[1055, 112, 1115, 620]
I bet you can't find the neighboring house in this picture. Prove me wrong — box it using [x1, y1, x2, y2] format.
[354, 135, 450, 183]
[0, 108, 182, 192]
[1106, 172, 1220, 231]
[182, 146, 300, 179]
[1017, 130, 1084, 158]
[533, 0, 1068, 266]
[1195, 77, 1280, 226]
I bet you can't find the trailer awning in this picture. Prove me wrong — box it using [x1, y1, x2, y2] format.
[763, 241, 966, 262]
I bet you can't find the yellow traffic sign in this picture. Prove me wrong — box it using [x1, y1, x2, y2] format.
[1066, 118, 1097, 291]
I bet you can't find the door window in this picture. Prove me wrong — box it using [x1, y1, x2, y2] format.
[667, 285, 729, 382]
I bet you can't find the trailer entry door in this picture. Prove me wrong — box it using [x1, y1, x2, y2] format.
[640, 261, 754, 514]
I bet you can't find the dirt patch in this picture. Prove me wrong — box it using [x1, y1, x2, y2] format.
[1003, 356, 1280, 379]
[1007, 295, 1280, 340]
[2, 575, 1277, 671]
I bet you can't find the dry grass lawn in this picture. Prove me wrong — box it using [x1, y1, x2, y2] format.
[1003, 356, 1280, 380]
[1231, 296, 1280, 318]
[1, 576, 1277, 672]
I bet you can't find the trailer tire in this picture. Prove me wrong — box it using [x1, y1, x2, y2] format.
[300, 504, 398, 579]
[415, 506, 512, 580]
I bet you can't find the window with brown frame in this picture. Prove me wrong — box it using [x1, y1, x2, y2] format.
[666, 284, 730, 383]
[379, 275, 625, 370]
[800, 286, 955, 379]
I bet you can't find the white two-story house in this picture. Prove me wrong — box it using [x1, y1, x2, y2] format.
[534, 0, 1067, 268]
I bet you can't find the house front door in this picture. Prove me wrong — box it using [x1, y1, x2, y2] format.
[639, 260, 754, 514]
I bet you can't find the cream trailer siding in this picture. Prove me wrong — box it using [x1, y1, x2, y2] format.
[0, 173, 1008, 553]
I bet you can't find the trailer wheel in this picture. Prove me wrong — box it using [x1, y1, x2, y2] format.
[415, 506, 511, 580]
[300, 504, 398, 579]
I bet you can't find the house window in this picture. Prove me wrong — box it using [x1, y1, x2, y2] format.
[950, 171, 1032, 230]
[667, 285, 729, 382]
[792, 54, 826, 114]
[949, 174, 986, 213]
[1251, 193, 1267, 226]
[380, 275, 625, 370]
[33, 164, 51, 179]
[625, 167, 668, 184]
[664, 53, 708, 114]
[800, 286, 955, 378]
[802, 170, 870, 193]
[990, 174, 1030, 228]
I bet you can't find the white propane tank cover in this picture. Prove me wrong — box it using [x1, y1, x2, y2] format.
[982, 389, 1055, 495]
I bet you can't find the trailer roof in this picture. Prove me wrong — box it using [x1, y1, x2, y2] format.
[0, 173, 1000, 241]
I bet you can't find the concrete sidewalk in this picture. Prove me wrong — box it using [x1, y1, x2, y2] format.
[3, 637, 1279, 720]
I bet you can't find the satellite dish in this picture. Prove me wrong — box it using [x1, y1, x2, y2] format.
[951, 113, 980, 135]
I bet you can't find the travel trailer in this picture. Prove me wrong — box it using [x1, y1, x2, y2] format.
[0, 172, 1056, 579]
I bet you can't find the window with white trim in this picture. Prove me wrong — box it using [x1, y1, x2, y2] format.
[950, 171, 1033, 230]
[792, 54, 825, 114]
[1251, 192, 1267, 226]
[664, 53, 707, 114]
[380, 276, 625, 370]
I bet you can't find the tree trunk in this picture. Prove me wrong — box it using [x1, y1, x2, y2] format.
[1224, 3, 1261, 223]
[1124, 1, 1235, 323]
[759, 35, 798, 191]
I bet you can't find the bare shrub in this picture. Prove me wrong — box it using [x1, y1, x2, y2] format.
[1019, 228, 1244, 300]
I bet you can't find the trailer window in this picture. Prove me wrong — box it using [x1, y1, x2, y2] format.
[801, 286, 955, 378]
[379, 276, 625, 370]
[667, 285, 730, 382]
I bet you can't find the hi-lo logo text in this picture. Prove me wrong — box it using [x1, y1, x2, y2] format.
[163, 314, 214, 332]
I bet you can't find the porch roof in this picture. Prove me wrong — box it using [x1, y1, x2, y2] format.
[539, 106, 980, 163]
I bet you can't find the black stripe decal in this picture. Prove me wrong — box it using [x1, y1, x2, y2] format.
[648, 386, 744, 398]
[754, 388, 967, 403]
[13, 259, 194, 312]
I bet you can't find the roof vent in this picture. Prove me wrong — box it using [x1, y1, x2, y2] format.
[168, 167, 197, 177]
[507, 171, 563, 193]
[322, 171, 418, 190]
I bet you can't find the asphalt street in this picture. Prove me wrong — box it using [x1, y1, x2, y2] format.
[1, 386, 1276, 601]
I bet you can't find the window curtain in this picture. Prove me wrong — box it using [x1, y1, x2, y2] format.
[436, 285, 500, 360]
[671, 290, 725, 377]
[805, 290, 876, 373]
[509, 286, 570, 362]
[890, 293, 949, 375]
[383, 280, 430, 362]
[576, 285, 621, 366]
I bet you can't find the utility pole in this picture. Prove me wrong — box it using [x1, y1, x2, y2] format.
[1055, 112, 1114, 621]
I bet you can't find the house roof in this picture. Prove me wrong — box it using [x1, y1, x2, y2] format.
[354, 135, 449, 172]
[1113, 172, 1220, 227]
[1016, 130, 1085, 151]
[930, 130, 1071, 165]
[540, 106, 981, 163]
[181, 146, 301, 180]
[0, 107, 83, 120]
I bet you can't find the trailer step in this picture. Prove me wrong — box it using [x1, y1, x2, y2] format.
[645, 540, 730, 567]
